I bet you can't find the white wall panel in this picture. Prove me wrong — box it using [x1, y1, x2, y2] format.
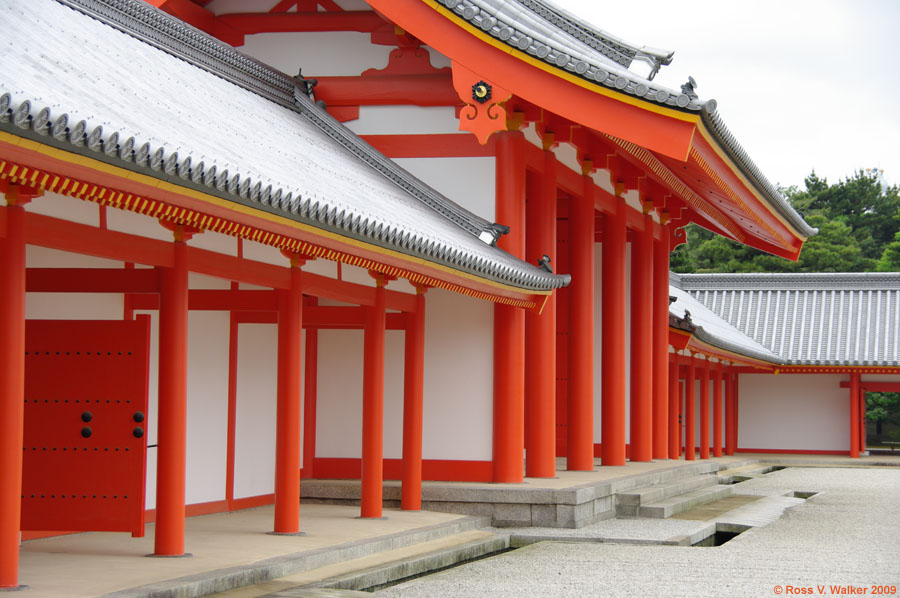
[347, 106, 461, 135]
[106, 205, 173, 242]
[316, 329, 363, 458]
[394, 157, 496, 222]
[27, 192, 98, 226]
[26, 244, 122, 269]
[738, 373, 848, 451]
[422, 289, 493, 460]
[241, 31, 390, 76]
[234, 323, 278, 499]
[185, 311, 230, 504]
[312, 327, 405, 460]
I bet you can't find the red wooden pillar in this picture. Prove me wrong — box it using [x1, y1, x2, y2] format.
[154, 227, 190, 556]
[733, 374, 740, 451]
[699, 362, 710, 459]
[525, 147, 557, 478]
[712, 367, 723, 457]
[361, 273, 388, 517]
[668, 353, 680, 459]
[568, 166, 595, 471]
[0, 189, 33, 589]
[652, 225, 670, 459]
[849, 372, 860, 458]
[401, 286, 426, 510]
[274, 259, 304, 534]
[629, 214, 653, 462]
[859, 390, 866, 454]
[601, 203, 626, 466]
[493, 130, 526, 483]
[684, 356, 696, 461]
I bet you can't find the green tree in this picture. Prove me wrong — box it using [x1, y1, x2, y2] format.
[672, 169, 900, 273]
[866, 392, 900, 437]
[876, 230, 900, 272]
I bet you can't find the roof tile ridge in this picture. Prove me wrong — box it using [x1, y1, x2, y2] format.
[439, 0, 703, 111]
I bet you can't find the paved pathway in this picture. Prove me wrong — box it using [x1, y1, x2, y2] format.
[375, 467, 900, 598]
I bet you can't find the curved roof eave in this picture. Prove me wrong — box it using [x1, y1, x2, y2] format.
[391, 0, 815, 243]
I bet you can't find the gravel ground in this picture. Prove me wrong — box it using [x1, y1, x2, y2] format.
[376, 467, 900, 598]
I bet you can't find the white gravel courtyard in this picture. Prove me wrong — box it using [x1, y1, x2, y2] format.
[376, 467, 900, 598]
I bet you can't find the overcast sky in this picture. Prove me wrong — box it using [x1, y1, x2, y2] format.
[554, 0, 900, 190]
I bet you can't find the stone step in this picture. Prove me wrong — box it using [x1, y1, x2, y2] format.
[198, 529, 507, 598]
[616, 474, 719, 517]
[716, 463, 782, 483]
[637, 484, 734, 519]
[282, 531, 510, 594]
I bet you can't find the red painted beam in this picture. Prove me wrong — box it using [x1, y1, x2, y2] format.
[316, 74, 456, 107]
[362, 134, 494, 159]
[218, 11, 384, 34]
[26, 267, 160, 293]
[839, 381, 900, 392]
[16, 211, 417, 310]
[147, 0, 244, 46]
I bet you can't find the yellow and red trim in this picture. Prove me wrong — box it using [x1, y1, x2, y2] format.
[0, 134, 548, 308]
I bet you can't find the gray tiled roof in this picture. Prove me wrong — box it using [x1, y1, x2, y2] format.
[0, 0, 570, 293]
[678, 273, 900, 366]
[668, 283, 783, 365]
[438, 0, 816, 240]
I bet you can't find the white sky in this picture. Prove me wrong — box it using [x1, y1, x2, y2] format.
[554, 0, 900, 190]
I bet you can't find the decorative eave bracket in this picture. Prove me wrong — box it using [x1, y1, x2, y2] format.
[451, 61, 512, 145]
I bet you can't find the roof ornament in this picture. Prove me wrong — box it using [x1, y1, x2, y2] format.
[537, 255, 553, 273]
[634, 48, 674, 81]
[486, 222, 510, 246]
[683, 309, 693, 324]
[680, 76, 698, 100]
[295, 68, 319, 101]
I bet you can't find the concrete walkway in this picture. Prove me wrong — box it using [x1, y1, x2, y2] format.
[14, 454, 900, 597]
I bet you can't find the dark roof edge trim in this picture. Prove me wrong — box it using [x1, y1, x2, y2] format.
[690, 325, 783, 366]
[679, 272, 900, 291]
[438, 0, 703, 112]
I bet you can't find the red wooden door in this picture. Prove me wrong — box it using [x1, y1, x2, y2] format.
[21, 317, 150, 536]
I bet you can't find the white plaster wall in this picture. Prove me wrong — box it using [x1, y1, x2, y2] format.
[347, 106, 462, 136]
[27, 192, 99, 227]
[185, 311, 230, 504]
[314, 328, 404, 459]
[422, 289, 493, 460]
[233, 323, 279, 499]
[738, 373, 849, 451]
[316, 330, 363, 458]
[240, 31, 391, 77]
[393, 157, 496, 222]
[106, 206, 174, 242]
